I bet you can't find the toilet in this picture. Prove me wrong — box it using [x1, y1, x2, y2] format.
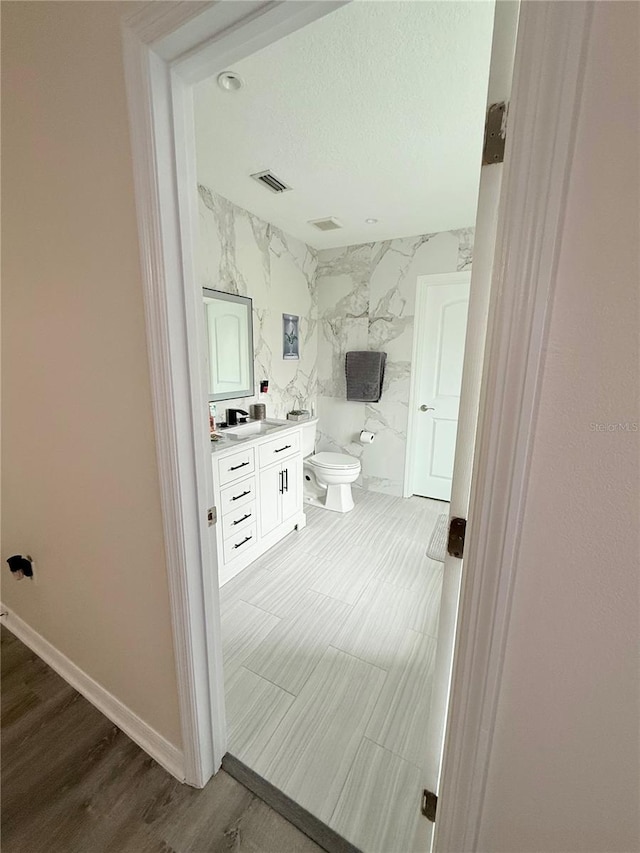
[301, 419, 361, 513]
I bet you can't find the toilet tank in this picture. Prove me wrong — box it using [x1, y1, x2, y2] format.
[300, 418, 318, 457]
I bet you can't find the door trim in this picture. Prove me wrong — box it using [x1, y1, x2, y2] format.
[404, 271, 472, 500]
[121, 2, 593, 850]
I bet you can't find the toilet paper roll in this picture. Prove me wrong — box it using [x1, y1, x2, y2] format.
[359, 430, 375, 444]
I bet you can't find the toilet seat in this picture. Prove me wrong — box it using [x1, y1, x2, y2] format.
[307, 452, 360, 471]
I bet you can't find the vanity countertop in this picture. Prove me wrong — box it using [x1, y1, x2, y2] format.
[210, 417, 314, 456]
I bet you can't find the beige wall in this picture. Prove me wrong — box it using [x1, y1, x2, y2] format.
[1, 2, 182, 748]
[478, 3, 640, 850]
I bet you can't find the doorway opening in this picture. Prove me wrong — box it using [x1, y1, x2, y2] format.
[122, 0, 592, 849]
[192, 3, 496, 850]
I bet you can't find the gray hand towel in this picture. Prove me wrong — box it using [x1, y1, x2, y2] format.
[345, 351, 386, 402]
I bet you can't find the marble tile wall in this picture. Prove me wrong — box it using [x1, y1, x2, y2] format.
[316, 229, 474, 496]
[198, 185, 318, 420]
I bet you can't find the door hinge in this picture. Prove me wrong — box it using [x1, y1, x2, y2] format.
[207, 506, 217, 526]
[447, 517, 467, 559]
[421, 789, 438, 822]
[482, 101, 507, 165]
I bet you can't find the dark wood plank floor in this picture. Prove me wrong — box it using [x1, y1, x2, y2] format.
[1, 626, 325, 853]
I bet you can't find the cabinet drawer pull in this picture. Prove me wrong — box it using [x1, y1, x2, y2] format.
[274, 444, 292, 454]
[229, 460, 250, 471]
[233, 535, 252, 550]
[232, 512, 251, 526]
[231, 489, 251, 502]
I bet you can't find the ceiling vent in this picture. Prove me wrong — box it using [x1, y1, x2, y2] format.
[309, 217, 343, 232]
[251, 170, 292, 194]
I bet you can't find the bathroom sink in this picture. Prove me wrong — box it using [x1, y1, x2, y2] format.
[223, 420, 283, 439]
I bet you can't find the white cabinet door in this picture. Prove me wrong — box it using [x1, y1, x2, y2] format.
[280, 455, 301, 523]
[259, 464, 282, 537]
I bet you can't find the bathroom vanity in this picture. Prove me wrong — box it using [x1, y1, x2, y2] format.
[211, 420, 306, 586]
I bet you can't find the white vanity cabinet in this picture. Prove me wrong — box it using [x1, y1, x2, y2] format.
[259, 456, 301, 537]
[211, 423, 306, 586]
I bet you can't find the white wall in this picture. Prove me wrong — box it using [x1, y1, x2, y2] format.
[477, 3, 640, 850]
[316, 230, 473, 495]
[198, 185, 318, 420]
[1, 2, 182, 749]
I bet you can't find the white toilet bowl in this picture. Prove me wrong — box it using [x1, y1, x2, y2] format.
[304, 451, 361, 513]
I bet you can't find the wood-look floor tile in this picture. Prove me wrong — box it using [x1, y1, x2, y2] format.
[373, 537, 436, 591]
[225, 667, 295, 767]
[245, 556, 324, 618]
[331, 580, 418, 670]
[219, 565, 270, 609]
[365, 629, 438, 766]
[244, 591, 352, 695]
[309, 545, 378, 605]
[410, 562, 443, 638]
[221, 600, 280, 678]
[330, 738, 421, 853]
[251, 646, 386, 823]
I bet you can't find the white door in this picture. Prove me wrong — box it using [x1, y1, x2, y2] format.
[411, 273, 471, 501]
[259, 464, 282, 537]
[280, 456, 301, 522]
[421, 4, 520, 851]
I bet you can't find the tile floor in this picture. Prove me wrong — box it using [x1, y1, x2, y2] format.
[219, 487, 446, 853]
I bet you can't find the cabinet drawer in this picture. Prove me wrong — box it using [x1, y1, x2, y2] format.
[220, 476, 256, 515]
[258, 431, 300, 468]
[223, 521, 257, 563]
[222, 500, 256, 541]
[217, 447, 255, 486]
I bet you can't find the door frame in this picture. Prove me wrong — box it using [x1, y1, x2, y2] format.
[404, 270, 472, 500]
[121, 1, 593, 848]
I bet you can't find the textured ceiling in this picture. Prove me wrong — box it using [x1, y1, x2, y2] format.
[194, 1, 495, 249]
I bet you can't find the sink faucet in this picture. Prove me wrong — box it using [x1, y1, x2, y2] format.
[226, 408, 249, 426]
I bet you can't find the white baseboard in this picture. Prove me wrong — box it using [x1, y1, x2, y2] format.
[0, 603, 185, 782]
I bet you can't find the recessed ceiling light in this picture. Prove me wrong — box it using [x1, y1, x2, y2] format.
[365, 218, 378, 224]
[217, 71, 243, 92]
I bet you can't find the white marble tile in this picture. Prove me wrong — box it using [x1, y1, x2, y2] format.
[365, 629, 438, 767]
[332, 580, 418, 670]
[225, 666, 295, 767]
[198, 185, 318, 419]
[251, 646, 387, 823]
[316, 228, 474, 497]
[244, 590, 352, 695]
[221, 600, 280, 679]
[330, 738, 421, 853]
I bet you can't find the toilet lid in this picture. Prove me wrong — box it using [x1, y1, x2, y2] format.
[309, 452, 360, 470]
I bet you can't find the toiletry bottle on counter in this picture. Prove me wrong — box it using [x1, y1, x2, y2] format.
[209, 402, 217, 437]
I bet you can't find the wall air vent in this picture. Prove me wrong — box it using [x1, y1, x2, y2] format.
[308, 217, 343, 232]
[250, 170, 292, 194]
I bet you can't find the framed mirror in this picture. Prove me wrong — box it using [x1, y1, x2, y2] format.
[203, 288, 254, 402]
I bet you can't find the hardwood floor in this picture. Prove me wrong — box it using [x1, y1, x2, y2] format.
[221, 488, 445, 853]
[0, 627, 324, 853]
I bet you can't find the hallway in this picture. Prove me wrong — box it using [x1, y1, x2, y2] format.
[0, 627, 322, 853]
